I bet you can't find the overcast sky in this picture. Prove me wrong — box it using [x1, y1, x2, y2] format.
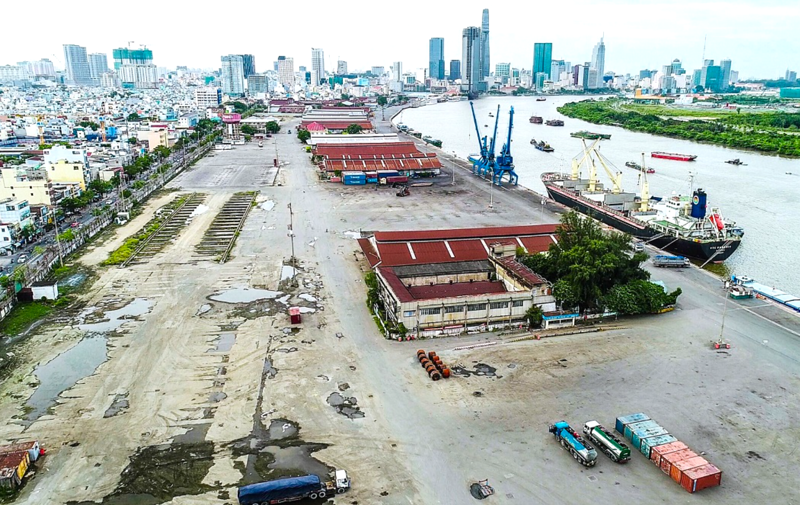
[5, 0, 798, 79]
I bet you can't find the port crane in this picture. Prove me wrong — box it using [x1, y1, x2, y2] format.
[468, 102, 519, 186]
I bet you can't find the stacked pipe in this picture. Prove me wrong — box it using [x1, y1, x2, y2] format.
[416, 350, 450, 381]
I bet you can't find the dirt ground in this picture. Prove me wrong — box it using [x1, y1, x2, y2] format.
[1, 119, 799, 505]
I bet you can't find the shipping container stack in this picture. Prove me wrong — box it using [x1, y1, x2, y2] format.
[616, 413, 722, 494]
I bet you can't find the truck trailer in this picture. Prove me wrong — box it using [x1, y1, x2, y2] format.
[653, 255, 690, 268]
[237, 470, 350, 504]
[583, 421, 631, 463]
[549, 421, 597, 467]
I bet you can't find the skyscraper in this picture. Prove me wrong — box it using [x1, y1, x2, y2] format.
[429, 38, 445, 80]
[462, 26, 482, 93]
[240, 54, 256, 78]
[392, 61, 403, 82]
[671, 58, 684, 75]
[88, 53, 108, 84]
[704, 65, 722, 92]
[337, 60, 348, 75]
[221, 55, 245, 96]
[700, 59, 714, 89]
[550, 60, 565, 81]
[480, 9, 490, 79]
[495, 63, 511, 78]
[63, 44, 92, 86]
[591, 37, 605, 88]
[719, 59, 732, 89]
[277, 56, 295, 89]
[311, 48, 325, 86]
[113, 47, 157, 88]
[449, 60, 461, 81]
[532, 43, 552, 89]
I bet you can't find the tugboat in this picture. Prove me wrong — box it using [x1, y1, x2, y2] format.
[529, 115, 543, 124]
[531, 139, 554, 152]
[545, 119, 565, 127]
[625, 161, 642, 171]
[541, 144, 743, 263]
[725, 158, 747, 166]
[571, 130, 611, 140]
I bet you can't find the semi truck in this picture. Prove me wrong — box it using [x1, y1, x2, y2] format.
[237, 470, 350, 504]
[548, 421, 597, 467]
[583, 421, 631, 463]
[653, 255, 690, 268]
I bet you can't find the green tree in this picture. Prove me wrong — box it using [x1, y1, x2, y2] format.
[127, 137, 138, 144]
[88, 179, 113, 195]
[265, 121, 280, 133]
[241, 124, 257, 135]
[525, 305, 544, 329]
[345, 124, 363, 134]
[127, 113, 140, 122]
[33, 245, 45, 256]
[19, 224, 35, 241]
[297, 130, 311, 142]
[376, 95, 388, 107]
[603, 281, 682, 315]
[79, 121, 100, 130]
[153, 145, 171, 159]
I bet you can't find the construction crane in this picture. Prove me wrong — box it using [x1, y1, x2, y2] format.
[468, 102, 519, 186]
[493, 105, 519, 185]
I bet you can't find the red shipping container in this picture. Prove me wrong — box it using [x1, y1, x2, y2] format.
[681, 463, 722, 493]
[386, 176, 408, 184]
[670, 456, 708, 483]
[650, 441, 688, 466]
[660, 449, 697, 475]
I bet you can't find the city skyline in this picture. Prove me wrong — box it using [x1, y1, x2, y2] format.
[2, 1, 798, 79]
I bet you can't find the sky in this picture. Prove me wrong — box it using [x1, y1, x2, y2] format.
[4, 0, 799, 79]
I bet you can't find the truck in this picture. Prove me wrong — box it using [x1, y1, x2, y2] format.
[583, 421, 631, 463]
[548, 421, 597, 467]
[237, 470, 350, 504]
[653, 255, 690, 268]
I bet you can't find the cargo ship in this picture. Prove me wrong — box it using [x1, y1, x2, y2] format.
[531, 139, 554, 152]
[545, 119, 564, 127]
[571, 131, 611, 140]
[651, 151, 697, 162]
[542, 143, 743, 262]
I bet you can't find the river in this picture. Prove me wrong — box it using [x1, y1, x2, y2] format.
[397, 95, 800, 295]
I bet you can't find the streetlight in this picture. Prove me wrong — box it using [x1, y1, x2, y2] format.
[451, 151, 457, 186]
[488, 174, 494, 209]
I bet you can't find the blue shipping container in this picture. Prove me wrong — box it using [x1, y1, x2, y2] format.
[367, 178, 378, 183]
[631, 426, 668, 450]
[343, 179, 366, 186]
[616, 413, 650, 434]
[624, 420, 659, 441]
[640, 434, 677, 458]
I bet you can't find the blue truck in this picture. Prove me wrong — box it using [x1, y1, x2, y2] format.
[549, 421, 598, 467]
[237, 470, 350, 504]
[653, 255, 690, 268]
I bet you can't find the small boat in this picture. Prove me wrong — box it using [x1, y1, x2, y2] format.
[536, 97, 546, 102]
[651, 151, 697, 162]
[545, 119, 564, 127]
[531, 139, 554, 152]
[529, 116, 543, 124]
[725, 158, 747, 166]
[728, 284, 753, 300]
[646, 168, 655, 174]
[571, 130, 611, 140]
[488, 113, 494, 117]
[625, 161, 642, 170]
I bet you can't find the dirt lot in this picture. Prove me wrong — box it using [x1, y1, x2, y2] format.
[1, 120, 799, 505]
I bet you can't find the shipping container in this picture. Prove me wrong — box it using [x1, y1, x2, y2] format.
[631, 425, 669, 450]
[670, 456, 708, 483]
[616, 413, 650, 435]
[624, 419, 660, 442]
[680, 463, 722, 493]
[343, 179, 366, 186]
[377, 170, 400, 177]
[367, 178, 378, 183]
[0, 441, 40, 462]
[329, 177, 342, 183]
[660, 449, 698, 476]
[640, 434, 677, 458]
[386, 176, 409, 184]
[342, 171, 365, 177]
[650, 441, 688, 466]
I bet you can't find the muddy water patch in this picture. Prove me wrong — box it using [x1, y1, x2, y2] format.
[195, 303, 212, 316]
[267, 419, 298, 441]
[209, 287, 282, 304]
[207, 332, 236, 353]
[25, 334, 109, 423]
[78, 298, 154, 333]
[208, 391, 227, 403]
[62, 272, 88, 288]
[280, 265, 297, 282]
[298, 293, 317, 303]
[452, 363, 501, 378]
[104, 393, 130, 418]
[327, 392, 365, 419]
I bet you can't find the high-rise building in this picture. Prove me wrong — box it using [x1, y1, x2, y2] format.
[195, 87, 222, 108]
[240, 54, 256, 78]
[63, 44, 93, 86]
[532, 43, 552, 88]
[311, 48, 325, 86]
[462, 26, 482, 93]
[449, 60, 461, 81]
[429, 37, 445, 80]
[719, 59, 732, 89]
[247, 74, 269, 95]
[692, 69, 702, 88]
[337, 60, 348, 75]
[480, 9, 490, 79]
[639, 69, 653, 80]
[704, 65, 722, 92]
[371, 66, 384, 76]
[590, 37, 605, 88]
[671, 58, 684, 75]
[786, 70, 797, 82]
[729, 70, 739, 84]
[550, 59, 565, 81]
[221, 55, 245, 96]
[700, 59, 714, 89]
[392, 61, 403, 82]
[27, 59, 56, 78]
[495, 62, 511, 78]
[113, 47, 157, 88]
[277, 56, 295, 89]
[88, 53, 108, 84]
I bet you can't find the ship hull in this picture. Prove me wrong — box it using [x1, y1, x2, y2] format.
[651, 152, 696, 161]
[544, 184, 740, 262]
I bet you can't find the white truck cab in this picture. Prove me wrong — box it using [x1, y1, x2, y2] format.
[334, 469, 351, 493]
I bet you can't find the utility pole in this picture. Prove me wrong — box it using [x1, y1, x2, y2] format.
[451, 151, 456, 185]
[287, 202, 295, 268]
[489, 177, 494, 209]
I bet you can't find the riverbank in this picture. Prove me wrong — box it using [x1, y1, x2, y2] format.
[558, 98, 800, 157]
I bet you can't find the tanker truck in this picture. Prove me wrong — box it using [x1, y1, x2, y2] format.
[548, 421, 597, 467]
[583, 421, 631, 463]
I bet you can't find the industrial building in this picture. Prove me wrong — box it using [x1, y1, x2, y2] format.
[313, 142, 442, 175]
[359, 225, 559, 337]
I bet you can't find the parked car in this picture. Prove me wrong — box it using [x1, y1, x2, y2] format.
[17, 254, 27, 264]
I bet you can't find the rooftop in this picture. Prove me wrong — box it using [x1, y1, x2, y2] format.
[378, 266, 507, 303]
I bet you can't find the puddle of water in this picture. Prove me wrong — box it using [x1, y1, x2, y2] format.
[196, 304, 212, 316]
[189, 204, 209, 217]
[260, 201, 275, 211]
[452, 363, 500, 378]
[209, 287, 282, 304]
[209, 392, 227, 403]
[326, 392, 365, 419]
[298, 294, 316, 303]
[277, 295, 291, 305]
[263, 445, 331, 477]
[62, 272, 88, 288]
[298, 307, 316, 314]
[280, 266, 296, 282]
[267, 419, 298, 441]
[207, 332, 236, 353]
[25, 335, 109, 423]
[343, 231, 361, 239]
[173, 424, 211, 444]
[78, 298, 154, 333]
[264, 359, 278, 379]
[104, 393, 130, 418]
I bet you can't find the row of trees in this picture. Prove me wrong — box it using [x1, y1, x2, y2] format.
[241, 121, 280, 136]
[558, 99, 800, 157]
[519, 212, 681, 315]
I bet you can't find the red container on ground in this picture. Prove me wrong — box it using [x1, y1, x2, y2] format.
[681, 463, 722, 493]
[289, 307, 301, 324]
[650, 441, 688, 467]
[670, 456, 708, 483]
[386, 176, 408, 184]
[660, 449, 697, 475]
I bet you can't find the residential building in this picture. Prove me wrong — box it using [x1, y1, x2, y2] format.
[241, 54, 256, 78]
[371, 66, 384, 76]
[221, 55, 245, 96]
[178, 113, 199, 128]
[720, 59, 732, 88]
[590, 37, 605, 88]
[337, 60, 348, 75]
[462, 26, 483, 93]
[495, 62, 511, 78]
[277, 56, 295, 90]
[550, 59, 565, 81]
[63, 44, 93, 86]
[532, 43, 552, 89]
[729, 70, 739, 84]
[247, 74, 269, 95]
[195, 87, 222, 108]
[449, 60, 461, 81]
[88, 53, 109, 84]
[28, 59, 55, 79]
[138, 128, 169, 152]
[46, 160, 87, 190]
[43, 145, 88, 168]
[311, 48, 325, 86]
[0, 198, 32, 247]
[786, 70, 797, 82]
[0, 65, 26, 83]
[100, 72, 120, 88]
[429, 38, 445, 80]
[0, 166, 81, 207]
[113, 47, 158, 89]
[480, 9, 490, 79]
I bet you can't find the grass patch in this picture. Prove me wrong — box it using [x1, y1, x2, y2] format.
[621, 103, 736, 118]
[0, 302, 53, 336]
